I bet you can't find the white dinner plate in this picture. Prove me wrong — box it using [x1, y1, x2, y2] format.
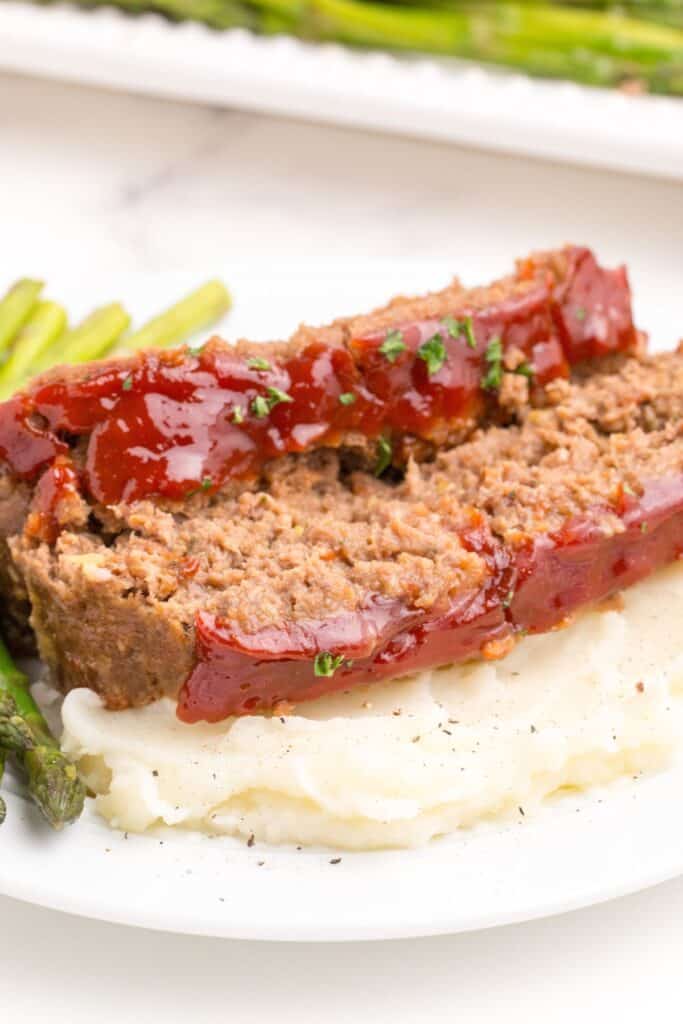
[0, 1, 681, 181]
[0, 257, 681, 941]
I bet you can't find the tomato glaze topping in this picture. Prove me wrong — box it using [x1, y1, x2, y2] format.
[0, 247, 635, 515]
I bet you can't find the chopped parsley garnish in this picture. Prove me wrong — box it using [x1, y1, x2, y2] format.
[251, 395, 270, 418]
[515, 361, 535, 379]
[463, 316, 477, 349]
[481, 336, 503, 390]
[502, 589, 514, 608]
[575, 307, 587, 321]
[265, 386, 293, 409]
[247, 356, 272, 371]
[313, 652, 346, 677]
[122, 375, 133, 391]
[231, 405, 244, 424]
[339, 392, 356, 406]
[443, 316, 460, 338]
[251, 387, 293, 417]
[641, 521, 649, 533]
[622, 481, 635, 496]
[374, 436, 392, 477]
[379, 329, 406, 362]
[417, 333, 447, 376]
[443, 315, 476, 349]
[186, 476, 213, 499]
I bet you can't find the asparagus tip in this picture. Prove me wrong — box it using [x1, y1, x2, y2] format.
[23, 746, 86, 829]
[0, 714, 36, 753]
[0, 691, 40, 751]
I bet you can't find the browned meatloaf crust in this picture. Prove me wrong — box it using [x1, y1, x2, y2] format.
[2, 349, 683, 714]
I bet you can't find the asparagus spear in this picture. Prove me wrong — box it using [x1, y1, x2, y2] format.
[0, 279, 43, 356]
[0, 300, 68, 401]
[281, 0, 683, 90]
[548, 0, 683, 28]
[33, 302, 131, 372]
[0, 639, 85, 829]
[122, 279, 232, 352]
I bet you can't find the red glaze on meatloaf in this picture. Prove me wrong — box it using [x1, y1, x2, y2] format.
[0, 246, 636, 517]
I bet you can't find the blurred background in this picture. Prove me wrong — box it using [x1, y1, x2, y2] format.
[4, 0, 683, 94]
[0, 0, 681, 177]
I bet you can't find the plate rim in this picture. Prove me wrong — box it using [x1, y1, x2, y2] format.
[4, 765, 683, 942]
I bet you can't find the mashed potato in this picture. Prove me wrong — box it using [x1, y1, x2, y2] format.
[61, 563, 683, 849]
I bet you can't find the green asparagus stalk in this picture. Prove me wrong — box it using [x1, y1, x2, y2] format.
[483, 2, 683, 64]
[122, 279, 232, 352]
[0, 277, 232, 397]
[543, 0, 683, 28]
[0, 301, 68, 401]
[0, 279, 43, 356]
[273, 0, 683, 88]
[33, 303, 131, 372]
[0, 639, 85, 829]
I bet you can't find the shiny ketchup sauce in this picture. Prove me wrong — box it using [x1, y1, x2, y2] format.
[0, 247, 635, 512]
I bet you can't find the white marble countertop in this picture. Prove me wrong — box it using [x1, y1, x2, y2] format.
[1, 67, 683, 1022]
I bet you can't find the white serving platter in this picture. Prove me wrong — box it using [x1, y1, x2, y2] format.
[0, 0, 682, 180]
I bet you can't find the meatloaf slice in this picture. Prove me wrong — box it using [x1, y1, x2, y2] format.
[0, 245, 637, 515]
[5, 350, 683, 721]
